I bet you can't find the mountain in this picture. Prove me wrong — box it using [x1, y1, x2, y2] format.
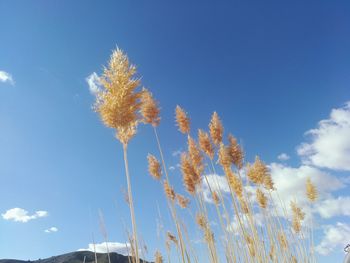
[0, 251, 151, 263]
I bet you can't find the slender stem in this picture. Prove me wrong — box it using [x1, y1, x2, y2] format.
[123, 143, 140, 263]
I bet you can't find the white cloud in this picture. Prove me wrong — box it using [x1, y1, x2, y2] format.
[297, 102, 350, 171]
[172, 150, 182, 157]
[169, 166, 176, 171]
[2, 208, 48, 223]
[277, 153, 290, 161]
[269, 163, 345, 218]
[315, 196, 350, 219]
[0, 70, 14, 85]
[202, 174, 230, 203]
[86, 72, 102, 95]
[78, 242, 131, 256]
[45, 227, 58, 233]
[315, 222, 350, 255]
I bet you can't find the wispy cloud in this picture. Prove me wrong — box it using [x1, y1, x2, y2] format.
[315, 222, 350, 255]
[2, 208, 48, 223]
[86, 72, 102, 95]
[45, 226, 58, 233]
[0, 70, 14, 85]
[78, 241, 132, 256]
[297, 101, 350, 171]
[277, 153, 290, 161]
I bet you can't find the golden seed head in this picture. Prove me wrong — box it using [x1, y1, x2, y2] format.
[187, 136, 204, 175]
[175, 105, 190, 134]
[198, 129, 215, 160]
[155, 251, 163, 263]
[163, 181, 176, 201]
[278, 232, 288, 249]
[239, 198, 249, 214]
[212, 191, 220, 205]
[204, 229, 215, 243]
[209, 112, 223, 145]
[167, 231, 178, 245]
[306, 178, 318, 202]
[246, 156, 269, 185]
[176, 194, 190, 208]
[263, 174, 275, 191]
[226, 168, 243, 198]
[95, 48, 142, 145]
[290, 201, 305, 233]
[181, 153, 200, 195]
[256, 188, 268, 209]
[291, 255, 297, 263]
[140, 88, 160, 127]
[196, 213, 207, 229]
[227, 134, 244, 169]
[218, 143, 232, 170]
[147, 154, 162, 180]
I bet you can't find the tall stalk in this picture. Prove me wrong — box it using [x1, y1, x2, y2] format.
[123, 144, 140, 263]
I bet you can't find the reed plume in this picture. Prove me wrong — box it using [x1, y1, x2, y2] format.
[226, 168, 243, 198]
[140, 88, 160, 127]
[175, 106, 190, 134]
[306, 178, 318, 202]
[198, 129, 215, 160]
[256, 188, 268, 209]
[147, 154, 162, 180]
[163, 180, 176, 201]
[167, 231, 178, 245]
[94, 48, 141, 262]
[291, 201, 305, 233]
[180, 152, 200, 195]
[212, 191, 220, 205]
[176, 194, 190, 208]
[187, 136, 204, 175]
[218, 143, 232, 171]
[227, 134, 243, 169]
[154, 251, 163, 263]
[246, 156, 269, 185]
[95, 48, 142, 145]
[209, 112, 223, 145]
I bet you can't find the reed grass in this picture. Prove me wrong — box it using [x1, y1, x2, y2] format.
[93, 48, 318, 263]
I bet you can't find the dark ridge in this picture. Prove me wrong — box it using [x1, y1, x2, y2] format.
[0, 251, 151, 263]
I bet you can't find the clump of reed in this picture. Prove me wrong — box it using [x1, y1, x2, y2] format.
[94, 48, 319, 263]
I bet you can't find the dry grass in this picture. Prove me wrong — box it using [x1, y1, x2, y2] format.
[94, 48, 318, 263]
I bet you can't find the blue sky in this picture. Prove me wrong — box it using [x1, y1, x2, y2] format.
[1, 1, 350, 262]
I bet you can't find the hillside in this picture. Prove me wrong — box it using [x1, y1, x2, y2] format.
[0, 251, 150, 263]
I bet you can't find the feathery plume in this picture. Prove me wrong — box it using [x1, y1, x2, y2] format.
[246, 156, 269, 185]
[227, 134, 243, 169]
[163, 181, 176, 201]
[209, 112, 223, 145]
[140, 88, 160, 127]
[147, 154, 162, 180]
[256, 188, 268, 209]
[95, 48, 142, 145]
[155, 251, 163, 263]
[198, 129, 215, 160]
[196, 213, 207, 229]
[278, 232, 288, 250]
[212, 191, 220, 205]
[176, 194, 190, 208]
[263, 174, 275, 191]
[306, 178, 318, 202]
[218, 143, 232, 170]
[167, 232, 178, 245]
[226, 168, 243, 198]
[187, 136, 204, 175]
[290, 201, 305, 233]
[175, 106, 190, 134]
[239, 198, 249, 214]
[180, 153, 200, 194]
